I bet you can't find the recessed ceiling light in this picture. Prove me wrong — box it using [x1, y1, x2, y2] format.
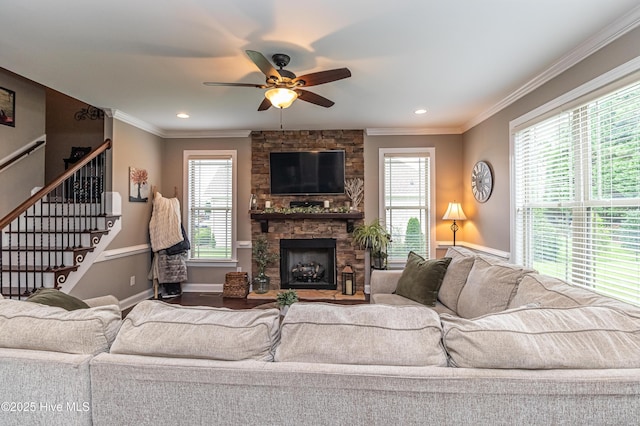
[177, 113, 190, 119]
[414, 108, 427, 115]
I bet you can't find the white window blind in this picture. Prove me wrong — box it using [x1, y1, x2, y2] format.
[186, 152, 236, 261]
[382, 152, 433, 262]
[514, 80, 640, 306]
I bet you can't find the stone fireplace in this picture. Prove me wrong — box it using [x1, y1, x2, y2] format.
[280, 238, 337, 290]
[250, 130, 365, 293]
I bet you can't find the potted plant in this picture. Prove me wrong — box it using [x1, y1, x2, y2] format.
[276, 289, 299, 316]
[252, 236, 278, 294]
[352, 218, 391, 269]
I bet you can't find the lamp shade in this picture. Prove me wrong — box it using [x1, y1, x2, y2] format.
[265, 88, 298, 108]
[442, 202, 467, 221]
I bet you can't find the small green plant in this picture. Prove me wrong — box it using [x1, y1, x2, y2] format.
[352, 218, 392, 269]
[252, 236, 278, 273]
[276, 289, 299, 307]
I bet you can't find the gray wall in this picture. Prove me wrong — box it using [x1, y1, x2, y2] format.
[0, 69, 45, 218]
[461, 25, 640, 253]
[363, 133, 464, 257]
[162, 136, 253, 284]
[71, 119, 164, 300]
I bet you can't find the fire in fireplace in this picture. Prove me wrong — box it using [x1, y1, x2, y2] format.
[280, 238, 337, 290]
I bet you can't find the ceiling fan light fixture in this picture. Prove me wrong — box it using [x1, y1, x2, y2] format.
[265, 88, 298, 108]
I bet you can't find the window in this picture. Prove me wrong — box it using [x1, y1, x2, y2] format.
[184, 150, 237, 263]
[380, 148, 436, 264]
[512, 77, 640, 306]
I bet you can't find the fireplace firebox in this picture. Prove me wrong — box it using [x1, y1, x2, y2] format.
[280, 238, 337, 290]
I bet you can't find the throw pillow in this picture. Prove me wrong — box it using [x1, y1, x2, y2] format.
[437, 247, 476, 312]
[441, 305, 640, 369]
[395, 252, 451, 306]
[456, 256, 534, 318]
[27, 288, 89, 311]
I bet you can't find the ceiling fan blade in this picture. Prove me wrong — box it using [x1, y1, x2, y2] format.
[258, 97, 272, 111]
[293, 68, 351, 87]
[203, 82, 267, 88]
[295, 89, 335, 108]
[246, 50, 281, 80]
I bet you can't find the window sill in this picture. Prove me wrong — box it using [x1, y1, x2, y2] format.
[187, 259, 238, 268]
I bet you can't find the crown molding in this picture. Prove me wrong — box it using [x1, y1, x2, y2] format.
[163, 129, 251, 139]
[105, 109, 165, 137]
[365, 127, 462, 136]
[462, 5, 640, 133]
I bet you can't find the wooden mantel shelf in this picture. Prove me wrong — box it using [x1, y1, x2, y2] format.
[250, 211, 364, 233]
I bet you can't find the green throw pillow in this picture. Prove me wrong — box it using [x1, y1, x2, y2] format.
[395, 252, 452, 306]
[27, 289, 89, 311]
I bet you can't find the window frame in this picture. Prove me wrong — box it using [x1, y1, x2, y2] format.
[183, 149, 238, 267]
[510, 58, 640, 305]
[379, 147, 437, 267]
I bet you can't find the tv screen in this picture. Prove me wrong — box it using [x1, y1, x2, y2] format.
[270, 151, 345, 195]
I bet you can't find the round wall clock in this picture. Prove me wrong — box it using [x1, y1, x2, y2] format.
[471, 161, 493, 203]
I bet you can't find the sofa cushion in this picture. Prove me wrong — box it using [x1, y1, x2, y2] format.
[395, 252, 451, 306]
[0, 299, 121, 354]
[456, 256, 534, 318]
[26, 288, 89, 311]
[438, 246, 476, 312]
[275, 303, 447, 366]
[441, 305, 640, 369]
[111, 300, 280, 361]
[509, 274, 640, 316]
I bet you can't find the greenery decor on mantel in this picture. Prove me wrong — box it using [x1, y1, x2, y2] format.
[260, 206, 351, 214]
[252, 236, 278, 294]
[352, 219, 391, 270]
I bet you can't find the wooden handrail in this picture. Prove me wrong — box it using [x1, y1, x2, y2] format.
[0, 140, 46, 173]
[0, 138, 112, 230]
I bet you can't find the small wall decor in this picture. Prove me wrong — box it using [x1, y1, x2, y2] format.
[471, 161, 493, 203]
[0, 86, 16, 127]
[74, 105, 105, 121]
[129, 167, 149, 202]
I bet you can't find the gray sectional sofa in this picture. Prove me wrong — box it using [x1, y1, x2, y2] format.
[1, 247, 640, 425]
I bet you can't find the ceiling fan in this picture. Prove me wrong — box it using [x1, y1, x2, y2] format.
[203, 50, 351, 110]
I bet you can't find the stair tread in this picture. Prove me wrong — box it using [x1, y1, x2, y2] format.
[2, 246, 95, 252]
[5, 229, 110, 234]
[1, 265, 79, 273]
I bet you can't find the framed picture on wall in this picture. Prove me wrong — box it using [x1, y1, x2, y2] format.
[129, 167, 149, 202]
[0, 86, 15, 127]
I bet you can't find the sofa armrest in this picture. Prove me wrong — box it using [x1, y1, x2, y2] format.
[370, 270, 403, 295]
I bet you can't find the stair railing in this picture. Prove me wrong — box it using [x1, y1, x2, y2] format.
[0, 139, 112, 298]
[0, 139, 46, 174]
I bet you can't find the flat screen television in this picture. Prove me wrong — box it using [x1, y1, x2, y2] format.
[269, 150, 345, 195]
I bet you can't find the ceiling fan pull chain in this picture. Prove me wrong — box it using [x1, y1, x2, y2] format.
[280, 107, 283, 130]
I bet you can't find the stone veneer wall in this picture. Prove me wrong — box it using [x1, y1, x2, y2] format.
[251, 130, 365, 292]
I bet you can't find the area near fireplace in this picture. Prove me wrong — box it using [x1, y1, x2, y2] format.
[280, 238, 337, 290]
[250, 130, 365, 293]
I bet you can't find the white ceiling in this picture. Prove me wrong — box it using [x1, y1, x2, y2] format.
[2, 0, 640, 136]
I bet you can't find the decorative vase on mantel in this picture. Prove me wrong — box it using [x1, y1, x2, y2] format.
[253, 269, 270, 294]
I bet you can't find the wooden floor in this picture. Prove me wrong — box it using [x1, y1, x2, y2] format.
[123, 291, 369, 316]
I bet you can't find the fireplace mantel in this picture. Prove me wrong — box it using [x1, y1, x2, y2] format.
[250, 211, 364, 233]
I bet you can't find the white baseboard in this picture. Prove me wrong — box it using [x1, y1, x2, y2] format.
[119, 288, 154, 311]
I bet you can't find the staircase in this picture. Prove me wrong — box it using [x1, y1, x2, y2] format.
[0, 139, 118, 299]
